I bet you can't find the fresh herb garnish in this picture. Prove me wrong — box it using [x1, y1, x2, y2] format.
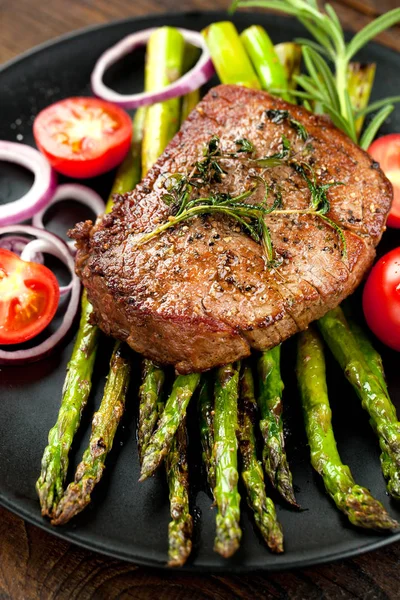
[265, 109, 309, 141]
[232, 0, 400, 149]
[133, 135, 346, 264]
[235, 138, 255, 153]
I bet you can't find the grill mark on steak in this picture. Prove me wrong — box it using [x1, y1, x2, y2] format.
[70, 85, 392, 373]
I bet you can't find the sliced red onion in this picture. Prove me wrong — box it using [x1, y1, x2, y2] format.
[0, 141, 57, 226]
[91, 28, 214, 109]
[0, 225, 80, 365]
[32, 183, 105, 249]
[0, 234, 44, 263]
[20, 239, 72, 297]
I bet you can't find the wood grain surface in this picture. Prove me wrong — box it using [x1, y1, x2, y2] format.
[1, 1, 400, 598]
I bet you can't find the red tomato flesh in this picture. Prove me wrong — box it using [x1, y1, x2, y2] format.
[0, 249, 60, 344]
[363, 247, 400, 351]
[33, 97, 132, 179]
[368, 134, 400, 228]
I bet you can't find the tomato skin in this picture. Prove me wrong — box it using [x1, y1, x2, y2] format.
[363, 247, 400, 351]
[33, 97, 132, 179]
[368, 134, 400, 229]
[0, 249, 60, 345]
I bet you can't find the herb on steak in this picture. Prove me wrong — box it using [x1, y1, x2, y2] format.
[265, 109, 309, 142]
[134, 135, 347, 264]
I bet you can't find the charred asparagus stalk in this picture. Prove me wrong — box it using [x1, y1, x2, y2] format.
[198, 374, 216, 495]
[165, 419, 193, 567]
[52, 342, 131, 525]
[274, 42, 302, 90]
[142, 27, 185, 174]
[347, 63, 376, 138]
[318, 307, 400, 501]
[181, 88, 200, 121]
[137, 359, 165, 463]
[36, 109, 144, 518]
[202, 21, 261, 89]
[36, 293, 100, 516]
[240, 25, 291, 101]
[139, 373, 201, 481]
[238, 363, 284, 552]
[213, 363, 242, 558]
[257, 347, 297, 506]
[297, 327, 397, 530]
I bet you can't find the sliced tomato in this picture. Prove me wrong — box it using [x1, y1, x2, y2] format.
[368, 134, 400, 228]
[33, 97, 132, 179]
[0, 249, 60, 345]
[363, 247, 400, 351]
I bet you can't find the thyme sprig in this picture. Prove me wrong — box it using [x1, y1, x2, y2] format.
[134, 135, 346, 264]
[231, 0, 400, 149]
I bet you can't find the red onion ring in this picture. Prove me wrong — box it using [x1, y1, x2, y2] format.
[91, 28, 214, 109]
[0, 234, 44, 263]
[0, 225, 80, 364]
[32, 183, 105, 249]
[20, 239, 72, 297]
[0, 141, 57, 226]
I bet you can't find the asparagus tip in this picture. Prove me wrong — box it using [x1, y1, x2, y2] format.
[345, 485, 398, 531]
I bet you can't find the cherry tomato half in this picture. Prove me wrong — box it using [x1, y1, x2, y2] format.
[33, 97, 132, 179]
[368, 134, 400, 228]
[363, 247, 400, 351]
[0, 249, 60, 345]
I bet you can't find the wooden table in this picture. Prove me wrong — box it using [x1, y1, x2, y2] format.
[1, 1, 400, 598]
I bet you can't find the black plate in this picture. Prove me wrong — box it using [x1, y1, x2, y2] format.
[1, 10, 400, 572]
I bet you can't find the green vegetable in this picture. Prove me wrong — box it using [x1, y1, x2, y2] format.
[240, 25, 291, 101]
[165, 419, 193, 567]
[137, 359, 165, 462]
[318, 307, 400, 500]
[36, 292, 100, 517]
[142, 27, 185, 174]
[257, 346, 297, 506]
[139, 373, 201, 481]
[202, 21, 261, 89]
[232, 0, 400, 147]
[36, 108, 144, 518]
[52, 342, 131, 525]
[297, 327, 397, 530]
[274, 42, 302, 90]
[346, 62, 376, 137]
[238, 363, 284, 552]
[181, 89, 200, 121]
[213, 363, 242, 558]
[198, 374, 216, 494]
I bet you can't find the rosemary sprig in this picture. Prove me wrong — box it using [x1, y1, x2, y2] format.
[232, 0, 400, 148]
[132, 134, 346, 263]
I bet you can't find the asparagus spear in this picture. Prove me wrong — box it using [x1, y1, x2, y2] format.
[274, 42, 302, 91]
[213, 363, 242, 558]
[139, 373, 201, 481]
[257, 347, 298, 506]
[297, 327, 397, 530]
[52, 342, 131, 525]
[318, 307, 400, 501]
[181, 89, 200, 121]
[137, 359, 165, 463]
[36, 293, 100, 516]
[165, 419, 193, 567]
[240, 25, 291, 101]
[202, 22, 261, 89]
[36, 109, 144, 518]
[198, 374, 216, 494]
[239, 363, 284, 552]
[142, 27, 185, 174]
[347, 62, 376, 138]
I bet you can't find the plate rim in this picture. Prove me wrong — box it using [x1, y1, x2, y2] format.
[1, 9, 400, 573]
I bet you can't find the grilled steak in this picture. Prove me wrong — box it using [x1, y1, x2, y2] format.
[71, 85, 392, 373]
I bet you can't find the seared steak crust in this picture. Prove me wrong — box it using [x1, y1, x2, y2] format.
[71, 85, 392, 373]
